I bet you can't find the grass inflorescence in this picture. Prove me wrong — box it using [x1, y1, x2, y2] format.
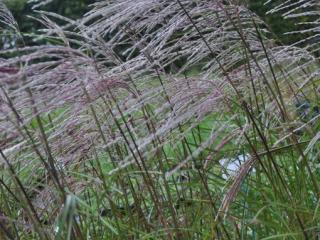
[0, 0, 320, 239]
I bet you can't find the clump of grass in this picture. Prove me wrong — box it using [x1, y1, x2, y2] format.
[0, 0, 319, 239]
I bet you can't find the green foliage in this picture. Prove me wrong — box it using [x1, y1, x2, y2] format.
[248, 0, 320, 50]
[248, 0, 300, 44]
[3, 0, 27, 11]
[4, 0, 93, 34]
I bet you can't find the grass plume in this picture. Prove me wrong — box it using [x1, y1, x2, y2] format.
[0, 0, 319, 239]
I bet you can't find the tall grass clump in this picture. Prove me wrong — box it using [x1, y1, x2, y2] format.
[0, 0, 319, 239]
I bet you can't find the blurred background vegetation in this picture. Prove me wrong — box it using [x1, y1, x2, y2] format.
[4, 0, 94, 33]
[248, 0, 304, 45]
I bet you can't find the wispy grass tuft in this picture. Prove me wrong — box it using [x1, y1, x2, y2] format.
[0, 0, 319, 239]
